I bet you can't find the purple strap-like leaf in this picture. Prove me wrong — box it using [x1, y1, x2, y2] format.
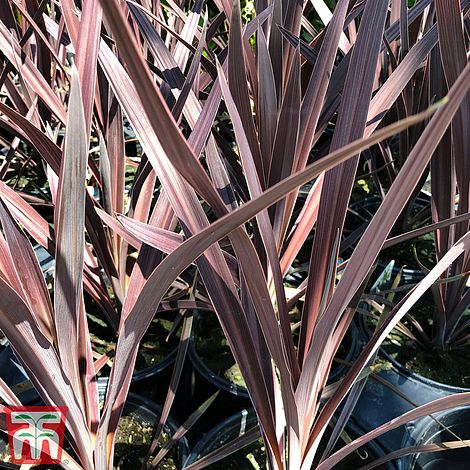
[53, 67, 88, 409]
[302, 63, 470, 467]
[0, 201, 54, 343]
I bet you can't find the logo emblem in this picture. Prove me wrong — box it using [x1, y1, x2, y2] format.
[5, 406, 67, 464]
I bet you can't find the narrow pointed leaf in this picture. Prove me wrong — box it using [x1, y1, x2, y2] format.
[54, 67, 88, 403]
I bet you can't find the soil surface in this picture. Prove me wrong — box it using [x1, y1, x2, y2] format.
[368, 296, 470, 388]
[194, 309, 356, 390]
[381, 331, 470, 388]
[114, 412, 177, 469]
[196, 428, 387, 469]
[379, 233, 435, 272]
[343, 195, 435, 270]
[193, 311, 246, 388]
[90, 310, 181, 376]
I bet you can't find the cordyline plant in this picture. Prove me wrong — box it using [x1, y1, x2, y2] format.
[363, 0, 469, 359]
[424, 0, 470, 351]
[0, 1, 469, 470]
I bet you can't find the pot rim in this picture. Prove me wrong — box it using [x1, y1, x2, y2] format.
[358, 313, 470, 394]
[188, 312, 361, 398]
[185, 408, 395, 469]
[116, 391, 190, 467]
[399, 405, 470, 469]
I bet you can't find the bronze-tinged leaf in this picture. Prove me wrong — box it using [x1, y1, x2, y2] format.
[303, 63, 470, 468]
[54, 66, 88, 404]
[0, 201, 54, 343]
[318, 390, 470, 469]
[228, 0, 264, 185]
[0, 278, 92, 468]
[300, 0, 390, 367]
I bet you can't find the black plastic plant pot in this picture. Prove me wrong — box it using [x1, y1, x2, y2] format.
[328, 319, 362, 385]
[0, 344, 177, 406]
[188, 312, 362, 403]
[188, 341, 250, 399]
[113, 392, 189, 469]
[185, 409, 395, 469]
[398, 406, 470, 470]
[186, 340, 252, 435]
[351, 316, 469, 455]
[188, 311, 251, 400]
[0, 345, 39, 405]
[132, 348, 177, 382]
[128, 348, 179, 402]
[29, 246, 179, 393]
[345, 194, 431, 284]
[93, 323, 178, 397]
[358, 314, 470, 397]
[184, 408, 258, 469]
